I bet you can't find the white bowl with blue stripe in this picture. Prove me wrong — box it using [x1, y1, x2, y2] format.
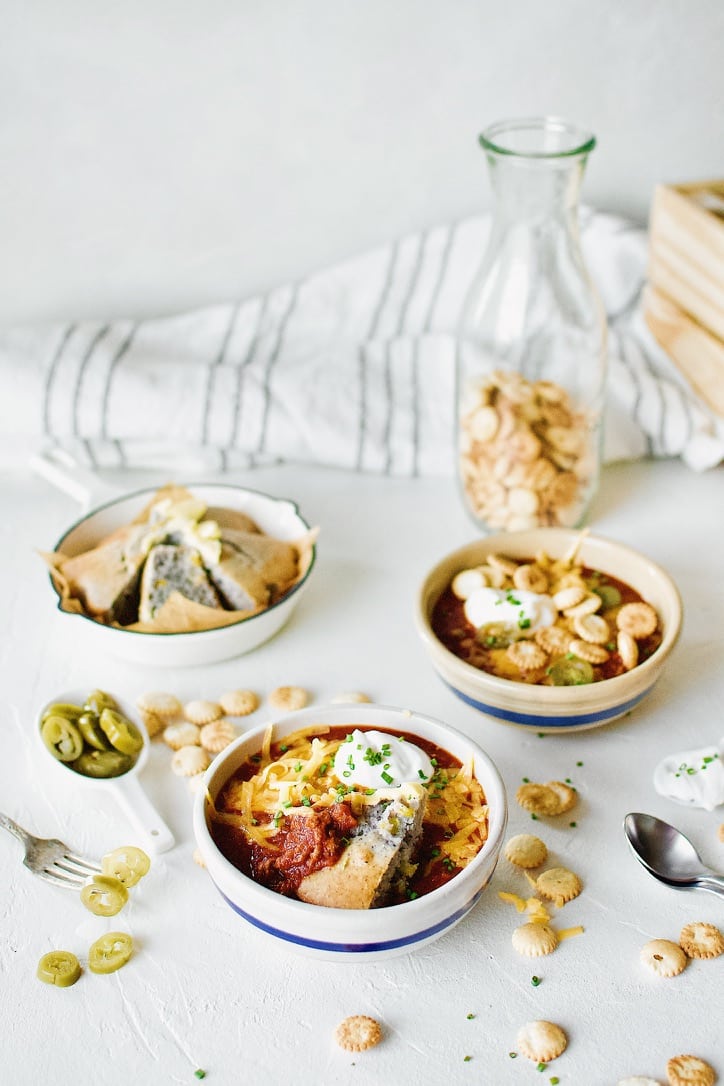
[193, 704, 507, 962]
[415, 528, 683, 733]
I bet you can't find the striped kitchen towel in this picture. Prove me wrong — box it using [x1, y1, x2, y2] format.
[1, 210, 722, 476]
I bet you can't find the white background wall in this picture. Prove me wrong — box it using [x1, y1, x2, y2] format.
[1, 0, 722, 325]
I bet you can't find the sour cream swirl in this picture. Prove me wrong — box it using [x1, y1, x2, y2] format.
[332, 729, 434, 790]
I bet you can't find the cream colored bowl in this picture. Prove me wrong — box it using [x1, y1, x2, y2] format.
[415, 528, 683, 733]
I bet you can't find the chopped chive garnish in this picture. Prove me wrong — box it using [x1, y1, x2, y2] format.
[466, 1012, 475, 1019]
[569, 821, 577, 827]
[381, 771, 394, 785]
[280, 744, 289, 753]
[531, 975, 541, 986]
[463, 1055, 472, 1062]
[301, 797, 311, 806]
[194, 1072, 206, 1081]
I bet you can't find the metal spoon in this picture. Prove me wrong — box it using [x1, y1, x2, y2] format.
[624, 812, 724, 898]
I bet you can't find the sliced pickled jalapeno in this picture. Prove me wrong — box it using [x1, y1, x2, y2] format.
[88, 931, 133, 974]
[593, 584, 622, 610]
[99, 708, 144, 756]
[41, 702, 84, 724]
[80, 874, 129, 917]
[71, 749, 132, 778]
[101, 846, 151, 887]
[41, 715, 84, 762]
[548, 656, 595, 686]
[37, 950, 82, 987]
[84, 689, 119, 716]
[77, 711, 111, 752]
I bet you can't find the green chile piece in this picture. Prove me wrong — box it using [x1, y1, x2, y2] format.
[548, 657, 595, 686]
[99, 708, 144, 756]
[41, 702, 83, 724]
[84, 689, 119, 716]
[77, 711, 111, 752]
[37, 950, 81, 987]
[71, 749, 133, 778]
[41, 715, 84, 762]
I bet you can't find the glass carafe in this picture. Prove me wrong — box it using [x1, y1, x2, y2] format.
[457, 116, 607, 532]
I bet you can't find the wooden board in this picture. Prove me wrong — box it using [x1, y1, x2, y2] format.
[643, 283, 724, 418]
[648, 181, 724, 341]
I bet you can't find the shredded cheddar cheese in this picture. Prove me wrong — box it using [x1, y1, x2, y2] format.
[209, 723, 489, 873]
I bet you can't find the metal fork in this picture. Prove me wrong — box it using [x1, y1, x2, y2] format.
[0, 812, 101, 889]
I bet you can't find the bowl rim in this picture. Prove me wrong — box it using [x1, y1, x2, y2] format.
[49, 481, 317, 640]
[193, 703, 507, 918]
[415, 528, 683, 702]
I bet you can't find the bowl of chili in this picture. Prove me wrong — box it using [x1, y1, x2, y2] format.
[415, 528, 683, 732]
[193, 703, 507, 961]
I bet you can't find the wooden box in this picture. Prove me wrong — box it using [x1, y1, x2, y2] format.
[645, 180, 724, 417]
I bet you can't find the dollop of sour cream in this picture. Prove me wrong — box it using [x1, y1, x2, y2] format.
[332, 729, 434, 790]
[653, 740, 724, 811]
[463, 586, 557, 634]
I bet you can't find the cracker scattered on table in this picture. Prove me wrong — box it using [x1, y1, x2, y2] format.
[200, 719, 237, 754]
[329, 691, 372, 704]
[184, 699, 224, 725]
[219, 689, 259, 716]
[171, 746, 210, 777]
[545, 780, 577, 813]
[679, 921, 724, 960]
[516, 783, 562, 816]
[666, 1054, 716, 1086]
[511, 922, 559, 957]
[136, 691, 182, 720]
[640, 939, 688, 978]
[535, 866, 582, 906]
[138, 709, 165, 739]
[505, 834, 548, 869]
[269, 685, 310, 712]
[334, 1015, 382, 1052]
[163, 721, 201, 750]
[515, 1020, 567, 1063]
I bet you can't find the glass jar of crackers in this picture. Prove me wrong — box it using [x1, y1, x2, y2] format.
[457, 117, 608, 532]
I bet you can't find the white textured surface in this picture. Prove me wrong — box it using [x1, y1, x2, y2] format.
[2, 458, 724, 1084]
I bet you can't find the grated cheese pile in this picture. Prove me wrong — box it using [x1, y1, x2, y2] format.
[209, 723, 489, 869]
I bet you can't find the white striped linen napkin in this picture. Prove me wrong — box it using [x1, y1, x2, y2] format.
[1, 210, 722, 477]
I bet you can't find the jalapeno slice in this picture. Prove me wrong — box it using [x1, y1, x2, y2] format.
[101, 846, 151, 887]
[99, 708, 144, 756]
[41, 715, 84, 762]
[77, 711, 111, 752]
[594, 584, 622, 610]
[84, 689, 119, 716]
[37, 950, 81, 987]
[548, 656, 595, 686]
[41, 702, 83, 724]
[71, 749, 133, 778]
[80, 874, 129, 917]
[88, 931, 133, 975]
